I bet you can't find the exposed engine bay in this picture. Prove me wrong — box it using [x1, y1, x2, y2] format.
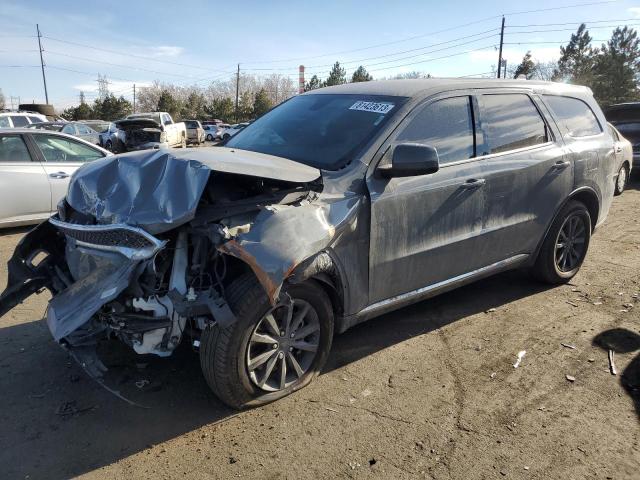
[0, 148, 336, 395]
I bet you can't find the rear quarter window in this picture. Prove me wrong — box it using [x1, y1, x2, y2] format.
[543, 95, 602, 137]
[9, 115, 29, 127]
[480, 94, 548, 154]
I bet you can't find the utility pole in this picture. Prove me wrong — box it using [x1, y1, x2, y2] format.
[497, 16, 505, 78]
[503, 59, 508, 79]
[133, 84, 136, 113]
[235, 63, 240, 122]
[36, 24, 49, 104]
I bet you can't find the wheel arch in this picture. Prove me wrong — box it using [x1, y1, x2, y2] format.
[531, 186, 600, 265]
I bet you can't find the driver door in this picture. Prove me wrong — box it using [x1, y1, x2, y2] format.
[29, 133, 106, 213]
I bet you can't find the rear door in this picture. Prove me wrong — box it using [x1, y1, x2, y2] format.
[0, 133, 51, 225]
[367, 93, 488, 302]
[474, 91, 572, 264]
[29, 133, 106, 212]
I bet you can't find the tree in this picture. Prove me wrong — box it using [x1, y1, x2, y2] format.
[591, 27, 640, 105]
[157, 90, 181, 119]
[392, 71, 431, 79]
[514, 51, 536, 79]
[304, 75, 322, 91]
[180, 91, 207, 119]
[0, 88, 6, 109]
[60, 92, 94, 120]
[553, 24, 596, 85]
[205, 97, 235, 122]
[93, 94, 132, 120]
[324, 61, 347, 86]
[351, 66, 373, 82]
[238, 91, 254, 122]
[253, 88, 272, 117]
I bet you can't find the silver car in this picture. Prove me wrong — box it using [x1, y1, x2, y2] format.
[0, 128, 111, 228]
[608, 122, 633, 195]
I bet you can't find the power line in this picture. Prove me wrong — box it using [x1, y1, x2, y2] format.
[42, 35, 234, 74]
[45, 50, 204, 79]
[507, 23, 640, 35]
[507, 17, 640, 27]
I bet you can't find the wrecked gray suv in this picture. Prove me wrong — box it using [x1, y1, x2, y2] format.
[0, 79, 616, 409]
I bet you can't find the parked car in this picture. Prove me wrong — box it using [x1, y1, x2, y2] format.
[607, 123, 633, 195]
[0, 112, 47, 128]
[0, 79, 616, 409]
[29, 121, 101, 146]
[604, 102, 640, 173]
[0, 128, 111, 228]
[184, 120, 205, 145]
[79, 120, 125, 152]
[203, 124, 223, 141]
[116, 112, 187, 151]
[221, 122, 249, 140]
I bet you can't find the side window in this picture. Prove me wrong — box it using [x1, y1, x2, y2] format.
[480, 94, 548, 154]
[0, 117, 10, 128]
[162, 114, 172, 125]
[543, 95, 602, 137]
[9, 115, 29, 127]
[62, 124, 76, 135]
[33, 135, 105, 163]
[76, 125, 91, 134]
[27, 116, 43, 124]
[0, 135, 33, 162]
[397, 96, 475, 164]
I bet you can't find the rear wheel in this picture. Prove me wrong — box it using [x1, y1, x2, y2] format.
[531, 200, 591, 284]
[200, 274, 334, 409]
[615, 163, 628, 195]
[206, 134, 213, 141]
[223, 133, 231, 140]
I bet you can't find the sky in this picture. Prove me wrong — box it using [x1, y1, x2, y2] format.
[1, 0, 640, 109]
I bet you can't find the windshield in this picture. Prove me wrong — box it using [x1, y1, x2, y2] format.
[226, 94, 407, 170]
[83, 122, 110, 133]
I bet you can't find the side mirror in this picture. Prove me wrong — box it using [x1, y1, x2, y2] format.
[378, 143, 440, 178]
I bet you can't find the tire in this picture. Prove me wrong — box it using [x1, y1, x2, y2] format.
[223, 134, 230, 140]
[180, 135, 187, 148]
[105, 140, 113, 152]
[200, 274, 334, 409]
[531, 200, 592, 284]
[614, 163, 628, 196]
[206, 134, 213, 141]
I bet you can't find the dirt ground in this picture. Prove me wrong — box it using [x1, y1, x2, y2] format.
[1, 184, 639, 480]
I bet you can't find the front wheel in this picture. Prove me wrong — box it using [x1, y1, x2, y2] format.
[614, 163, 628, 196]
[200, 274, 334, 409]
[206, 134, 213, 141]
[531, 200, 591, 284]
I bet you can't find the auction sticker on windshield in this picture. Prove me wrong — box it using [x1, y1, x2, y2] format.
[349, 101, 395, 114]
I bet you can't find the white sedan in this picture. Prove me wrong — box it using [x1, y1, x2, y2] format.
[0, 128, 111, 228]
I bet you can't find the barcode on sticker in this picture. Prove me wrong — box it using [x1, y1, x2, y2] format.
[349, 101, 395, 114]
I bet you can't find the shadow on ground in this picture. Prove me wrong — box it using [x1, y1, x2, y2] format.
[593, 328, 640, 419]
[0, 268, 550, 479]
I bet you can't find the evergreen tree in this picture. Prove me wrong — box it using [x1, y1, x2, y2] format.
[238, 91, 253, 122]
[592, 27, 640, 105]
[351, 66, 373, 82]
[93, 94, 132, 121]
[253, 88, 273, 117]
[156, 90, 180, 119]
[553, 24, 596, 85]
[304, 75, 322, 91]
[0, 88, 5, 109]
[514, 51, 536, 79]
[206, 97, 235, 122]
[324, 62, 347, 86]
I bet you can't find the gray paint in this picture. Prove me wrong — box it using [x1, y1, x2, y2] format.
[0, 79, 617, 351]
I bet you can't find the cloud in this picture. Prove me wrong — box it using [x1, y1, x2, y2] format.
[629, 7, 640, 17]
[149, 46, 184, 57]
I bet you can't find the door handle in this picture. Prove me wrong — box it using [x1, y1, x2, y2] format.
[460, 178, 486, 189]
[551, 160, 571, 171]
[49, 171, 69, 179]
[615, 146, 622, 153]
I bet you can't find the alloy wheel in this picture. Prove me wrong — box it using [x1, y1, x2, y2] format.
[555, 214, 587, 272]
[246, 298, 321, 392]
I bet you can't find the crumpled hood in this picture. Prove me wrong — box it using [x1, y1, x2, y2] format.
[64, 148, 321, 234]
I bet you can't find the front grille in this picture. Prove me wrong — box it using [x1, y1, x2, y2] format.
[48, 217, 165, 260]
[54, 224, 154, 249]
